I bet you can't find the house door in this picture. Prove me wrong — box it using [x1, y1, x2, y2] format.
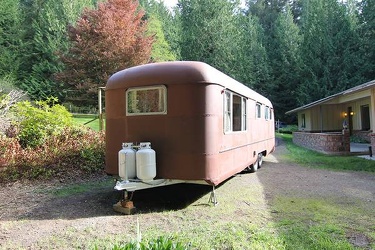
[361, 105, 370, 130]
[348, 107, 353, 135]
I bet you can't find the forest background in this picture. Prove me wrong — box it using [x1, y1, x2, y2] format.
[1, 0, 374, 122]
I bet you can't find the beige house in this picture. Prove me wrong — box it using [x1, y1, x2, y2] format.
[286, 80, 375, 155]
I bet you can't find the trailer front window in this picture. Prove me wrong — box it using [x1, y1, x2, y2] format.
[126, 85, 167, 115]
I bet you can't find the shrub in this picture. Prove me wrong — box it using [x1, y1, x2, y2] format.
[0, 84, 26, 134]
[0, 127, 105, 183]
[11, 97, 73, 148]
[276, 124, 298, 134]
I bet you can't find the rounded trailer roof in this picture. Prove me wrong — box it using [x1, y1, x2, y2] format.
[106, 61, 272, 106]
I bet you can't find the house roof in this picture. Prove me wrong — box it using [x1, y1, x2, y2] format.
[286, 79, 375, 114]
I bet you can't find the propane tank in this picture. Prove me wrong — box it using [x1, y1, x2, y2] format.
[136, 142, 156, 181]
[118, 142, 136, 181]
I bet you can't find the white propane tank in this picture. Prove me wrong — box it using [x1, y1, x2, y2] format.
[118, 142, 136, 181]
[136, 142, 156, 181]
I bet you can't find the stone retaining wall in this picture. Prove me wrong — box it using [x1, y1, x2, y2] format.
[292, 130, 350, 154]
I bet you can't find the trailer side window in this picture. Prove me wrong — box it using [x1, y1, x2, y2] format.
[224, 90, 247, 133]
[224, 91, 232, 132]
[242, 98, 247, 130]
[126, 85, 167, 115]
[265, 106, 269, 120]
[256, 103, 261, 119]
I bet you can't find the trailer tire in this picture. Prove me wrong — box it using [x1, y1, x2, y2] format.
[257, 153, 263, 168]
[249, 160, 258, 173]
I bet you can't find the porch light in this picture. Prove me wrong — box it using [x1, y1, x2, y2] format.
[344, 112, 347, 117]
[350, 111, 354, 116]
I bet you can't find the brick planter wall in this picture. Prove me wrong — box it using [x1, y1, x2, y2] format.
[292, 130, 350, 155]
[352, 130, 372, 143]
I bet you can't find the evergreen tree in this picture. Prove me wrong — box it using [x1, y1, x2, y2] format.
[246, 0, 289, 33]
[298, 0, 363, 105]
[17, 0, 96, 100]
[178, 0, 242, 75]
[146, 15, 176, 62]
[360, 0, 375, 80]
[270, 5, 302, 121]
[0, 0, 22, 78]
[234, 14, 271, 92]
[139, 0, 179, 61]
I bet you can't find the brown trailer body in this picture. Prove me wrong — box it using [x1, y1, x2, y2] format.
[105, 61, 275, 186]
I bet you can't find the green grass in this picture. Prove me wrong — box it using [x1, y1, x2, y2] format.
[278, 133, 375, 172]
[72, 114, 104, 131]
[271, 195, 375, 250]
[51, 179, 113, 197]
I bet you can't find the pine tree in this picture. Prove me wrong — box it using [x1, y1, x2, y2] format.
[0, 0, 22, 78]
[17, 0, 96, 100]
[298, 0, 363, 105]
[139, 0, 179, 61]
[178, 0, 242, 75]
[361, 0, 375, 80]
[270, 5, 302, 121]
[234, 14, 271, 92]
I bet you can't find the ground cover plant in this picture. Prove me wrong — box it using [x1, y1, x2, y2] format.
[278, 133, 375, 172]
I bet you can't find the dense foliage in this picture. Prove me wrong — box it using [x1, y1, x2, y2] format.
[0, 98, 105, 183]
[0, 0, 374, 121]
[11, 97, 73, 148]
[0, 127, 105, 183]
[0, 96, 105, 183]
[56, 0, 153, 106]
[17, 0, 98, 100]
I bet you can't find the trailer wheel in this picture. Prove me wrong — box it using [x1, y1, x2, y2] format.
[249, 159, 258, 173]
[257, 153, 263, 168]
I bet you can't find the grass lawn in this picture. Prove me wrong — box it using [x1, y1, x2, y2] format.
[72, 114, 104, 131]
[277, 133, 375, 172]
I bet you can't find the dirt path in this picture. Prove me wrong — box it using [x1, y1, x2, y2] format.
[0, 140, 374, 249]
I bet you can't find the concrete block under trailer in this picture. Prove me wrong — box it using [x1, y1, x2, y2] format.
[105, 61, 275, 212]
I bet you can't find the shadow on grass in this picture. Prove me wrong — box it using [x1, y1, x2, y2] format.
[21, 180, 213, 220]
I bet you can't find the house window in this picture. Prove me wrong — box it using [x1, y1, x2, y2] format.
[256, 103, 261, 119]
[126, 85, 167, 115]
[301, 113, 306, 128]
[224, 90, 247, 132]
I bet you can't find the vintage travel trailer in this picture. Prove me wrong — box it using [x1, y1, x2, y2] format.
[105, 61, 275, 209]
